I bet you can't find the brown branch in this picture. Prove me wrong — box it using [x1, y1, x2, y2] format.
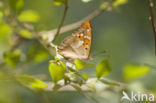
[147, 0, 156, 54]
[43, 78, 127, 92]
[39, 5, 111, 43]
[8, 2, 111, 57]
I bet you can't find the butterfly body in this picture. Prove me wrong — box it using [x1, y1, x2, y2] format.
[57, 21, 92, 60]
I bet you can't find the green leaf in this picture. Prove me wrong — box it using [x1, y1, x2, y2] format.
[49, 61, 66, 83]
[19, 29, 33, 39]
[0, 23, 12, 39]
[81, 0, 92, 3]
[16, 75, 48, 90]
[100, 79, 118, 86]
[54, 0, 66, 5]
[112, 0, 128, 7]
[81, 73, 88, 81]
[33, 51, 49, 62]
[0, 11, 3, 19]
[26, 42, 49, 62]
[18, 10, 39, 23]
[9, 0, 24, 14]
[3, 50, 21, 67]
[123, 64, 150, 81]
[70, 84, 82, 92]
[75, 59, 94, 71]
[96, 59, 111, 79]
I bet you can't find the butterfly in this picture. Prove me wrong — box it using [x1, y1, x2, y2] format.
[57, 21, 92, 60]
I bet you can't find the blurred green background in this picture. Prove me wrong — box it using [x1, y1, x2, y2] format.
[0, 0, 156, 103]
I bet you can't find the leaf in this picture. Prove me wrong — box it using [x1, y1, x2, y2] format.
[81, 0, 92, 3]
[100, 79, 118, 86]
[96, 59, 111, 79]
[0, 23, 12, 39]
[53, 0, 66, 5]
[19, 29, 33, 39]
[16, 75, 48, 90]
[49, 61, 66, 83]
[70, 84, 82, 92]
[112, 0, 128, 7]
[26, 42, 49, 62]
[75, 59, 94, 71]
[9, 0, 24, 14]
[123, 64, 150, 81]
[33, 51, 49, 62]
[18, 10, 39, 23]
[81, 73, 88, 81]
[3, 50, 21, 67]
[0, 11, 3, 19]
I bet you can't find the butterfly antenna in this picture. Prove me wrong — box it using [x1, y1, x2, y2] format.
[92, 50, 107, 57]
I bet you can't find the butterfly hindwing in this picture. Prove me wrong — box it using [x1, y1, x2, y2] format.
[57, 21, 92, 60]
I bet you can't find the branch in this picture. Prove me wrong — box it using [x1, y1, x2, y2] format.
[43, 78, 127, 92]
[147, 0, 156, 54]
[39, 5, 111, 43]
[9, 2, 112, 57]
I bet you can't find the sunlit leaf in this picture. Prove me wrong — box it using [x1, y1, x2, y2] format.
[54, 0, 66, 5]
[33, 51, 49, 62]
[16, 75, 48, 90]
[0, 23, 12, 39]
[100, 79, 118, 86]
[96, 59, 111, 79]
[9, 0, 24, 14]
[18, 10, 39, 23]
[26, 42, 49, 62]
[123, 64, 150, 81]
[3, 50, 21, 67]
[0, 11, 3, 19]
[19, 29, 33, 39]
[81, 0, 92, 3]
[100, 2, 109, 10]
[70, 84, 82, 92]
[81, 73, 88, 81]
[49, 60, 66, 83]
[75, 59, 94, 71]
[113, 0, 128, 7]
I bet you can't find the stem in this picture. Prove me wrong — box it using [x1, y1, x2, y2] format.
[53, 0, 68, 42]
[147, 0, 156, 54]
[40, 7, 109, 43]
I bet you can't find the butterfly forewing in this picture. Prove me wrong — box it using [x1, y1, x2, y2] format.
[57, 21, 92, 60]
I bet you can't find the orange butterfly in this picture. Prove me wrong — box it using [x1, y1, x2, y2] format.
[57, 21, 92, 60]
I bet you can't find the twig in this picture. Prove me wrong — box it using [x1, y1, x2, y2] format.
[43, 78, 127, 92]
[147, 0, 156, 54]
[39, 6, 110, 43]
[53, 0, 68, 42]
[7, 2, 111, 57]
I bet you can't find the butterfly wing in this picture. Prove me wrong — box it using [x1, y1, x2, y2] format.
[57, 21, 92, 60]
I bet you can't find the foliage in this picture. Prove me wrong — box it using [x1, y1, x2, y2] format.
[96, 59, 111, 79]
[75, 59, 94, 71]
[16, 75, 48, 90]
[49, 60, 66, 83]
[53, 0, 66, 5]
[0, 0, 155, 103]
[18, 10, 40, 23]
[3, 50, 21, 67]
[123, 64, 150, 81]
